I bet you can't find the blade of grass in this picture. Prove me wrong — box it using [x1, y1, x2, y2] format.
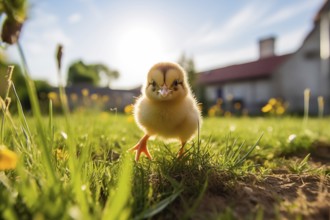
[17, 41, 57, 185]
[181, 175, 208, 220]
[102, 154, 133, 220]
[134, 188, 183, 220]
[232, 133, 263, 169]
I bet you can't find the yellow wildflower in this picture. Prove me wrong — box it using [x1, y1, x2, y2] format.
[91, 94, 98, 101]
[268, 98, 277, 106]
[261, 104, 272, 113]
[208, 106, 218, 117]
[55, 149, 68, 160]
[0, 146, 18, 170]
[127, 115, 134, 122]
[124, 104, 134, 114]
[81, 89, 89, 97]
[48, 92, 58, 101]
[276, 106, 285, 115]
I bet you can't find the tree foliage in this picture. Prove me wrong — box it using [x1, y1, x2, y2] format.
[177, 53, 197, 92]
[67, 60, 119, 87]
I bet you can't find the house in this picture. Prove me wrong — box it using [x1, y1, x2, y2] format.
[198, 1, 330, 115]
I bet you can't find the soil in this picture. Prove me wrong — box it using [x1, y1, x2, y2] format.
[192, 143, 330, 220]
[195, 174, 329, 220]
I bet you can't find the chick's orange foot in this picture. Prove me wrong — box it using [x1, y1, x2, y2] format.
[128, 135, 151, 161]
[177, 141, 186, 158]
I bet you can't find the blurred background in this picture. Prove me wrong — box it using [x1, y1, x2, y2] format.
[0, 0, 329, 115]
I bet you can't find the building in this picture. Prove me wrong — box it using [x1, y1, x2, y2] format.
[198, 1, 330, 115]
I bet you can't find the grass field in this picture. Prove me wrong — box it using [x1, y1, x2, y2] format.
[1, 105, 329, 219]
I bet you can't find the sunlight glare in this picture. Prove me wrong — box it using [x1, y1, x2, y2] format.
[115, 25, 164, 64]
[113, 24, 167, 88]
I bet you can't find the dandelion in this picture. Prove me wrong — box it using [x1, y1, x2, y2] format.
[261, 98, 287, 115]
[268, 98, 277, 106]
[127, 115, 134, 122]
[55, 149, 68, 160]
[124, 104, 134, 114]
[81, 89, 89, 97]
[91, 94, 98, 101]
[261, 104, 272, 113]
[0, 145, 18, 170]
[48, 92, 58, 101]
[208, 107, 216, 117]
[276, 106, 285, 115]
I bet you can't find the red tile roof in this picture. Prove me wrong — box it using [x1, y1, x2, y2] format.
[198, 54, 291, 85]
[314, 0, 329, 23]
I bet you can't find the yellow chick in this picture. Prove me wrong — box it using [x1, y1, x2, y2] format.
[129, 62, 202, 161]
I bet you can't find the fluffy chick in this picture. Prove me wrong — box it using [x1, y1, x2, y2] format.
[129, 62, 201, 161]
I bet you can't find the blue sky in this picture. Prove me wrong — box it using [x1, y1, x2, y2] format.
[7, 0, 324, 89]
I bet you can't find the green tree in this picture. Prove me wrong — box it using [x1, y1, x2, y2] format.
[177, 53, 197, 92]
[92, 63, 119, 87]
[178, 53, 208, 114]
[67, 60, 119, 87]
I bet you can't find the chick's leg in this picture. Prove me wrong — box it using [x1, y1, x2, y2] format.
[128, 134, 151, 161]
[178, 141, 186, 158]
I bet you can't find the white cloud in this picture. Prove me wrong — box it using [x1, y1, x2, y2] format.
[184, 2, 270, 50]
[260, 1, 321, 27]
[195, 44, 257, 71]
[68, 13, 82, 24]
[10, 7, 73, 85]
[277, 26, 310, 54]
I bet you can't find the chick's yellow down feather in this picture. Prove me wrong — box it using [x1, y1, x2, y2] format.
[129, 62, 202, 161]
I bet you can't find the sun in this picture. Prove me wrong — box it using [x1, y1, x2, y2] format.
[115, 25, 165, 65]
[109, 21, 172, 88]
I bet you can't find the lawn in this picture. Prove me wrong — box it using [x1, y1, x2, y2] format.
[1, 108, 329, 219]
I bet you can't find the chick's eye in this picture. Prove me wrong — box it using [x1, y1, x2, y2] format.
[173, 80, 179, 86]
[149, 80, 156, 87]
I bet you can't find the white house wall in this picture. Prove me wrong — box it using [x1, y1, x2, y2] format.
[205, 79, 273, 113]
[274, 23, 330, 114]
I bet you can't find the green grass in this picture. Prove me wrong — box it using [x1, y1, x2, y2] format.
[1, 107, 329, 219]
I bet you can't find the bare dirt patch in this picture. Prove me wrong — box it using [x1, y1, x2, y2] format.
[195, 174, 330, 220]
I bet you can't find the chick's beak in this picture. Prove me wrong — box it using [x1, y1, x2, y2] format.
[159, 85, 170, 97]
